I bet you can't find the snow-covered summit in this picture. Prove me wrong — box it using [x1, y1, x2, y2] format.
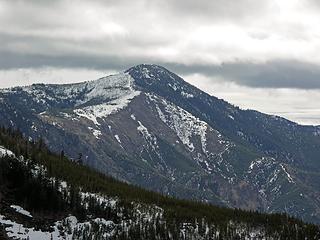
[79, 72, 137, 104]
[2, 72, 138, 106]
[0, 72, 141, 123]
[73, 72, 140, 125]
[0, 64, 186, 105]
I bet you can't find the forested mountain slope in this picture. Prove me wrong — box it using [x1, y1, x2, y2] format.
[0, 128, 319, 239]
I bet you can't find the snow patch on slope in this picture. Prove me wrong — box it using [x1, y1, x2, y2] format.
[280, 164, 294, 183]
[88, 127, 102, 139]
[114, 134, 121, 144]
[0, 146, 15, 157]
[146, 93, 237, 178]
[181, 91, 194, 98]
[74, 73, 140, 125]
[10, 205, 32, 218]
[0, 214, 115, 240]
[74, 91, 139, 125]
[246, 157, 296, 203]
[147, 94, 208, 153]
[137, 120, 158, 150]
[4, 72, 140, 126]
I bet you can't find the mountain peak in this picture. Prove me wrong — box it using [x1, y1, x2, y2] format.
[126, 64, 177, 82]
[1, 63, 320, 226]
[125, 63, 186, 92]
[126, 63, 167, 72]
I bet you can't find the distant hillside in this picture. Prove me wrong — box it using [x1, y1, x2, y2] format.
[0, 127, 319, 239]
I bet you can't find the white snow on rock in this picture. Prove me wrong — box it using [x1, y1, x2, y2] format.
[74, 91, 139, 126]
[141, 67, 152, 79]
[248, 158, 295, 184]
[137, 120, 158, 150]
[3, 72, 140, 126]
[280, 163, 295, 183]
[0, 146, 15, 157]
[10, 205, 32, 218]
[181, 91, 194, 98]
[248, 158, 269, 172]
[228, 115, 235, 120]
[147, 94, 208, 153]
[0, 214, 115, 240]
[130, 114, 136, 120]
[73, 73, 140, 125]
[145, 93, 237, 177]
[0, 215, 53, 240]
[88, 127, 102, 139]
[74, 109, 101, 125]
[137, 121, 152, 140]
[80, 192, 118, 210]
[114, 134, 121, 144]
[246, 156, 296, 202]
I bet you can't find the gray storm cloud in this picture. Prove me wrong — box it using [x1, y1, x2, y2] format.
[1, 0, 320, 90]
[171, 60, 320, 89]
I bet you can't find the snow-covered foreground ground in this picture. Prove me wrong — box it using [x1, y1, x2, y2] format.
[0, 214, 116, 240]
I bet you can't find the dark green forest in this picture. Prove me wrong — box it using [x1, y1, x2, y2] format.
[0, 126, 319, 239]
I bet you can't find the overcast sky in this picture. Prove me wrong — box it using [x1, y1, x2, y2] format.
[0, 0, 320, 125]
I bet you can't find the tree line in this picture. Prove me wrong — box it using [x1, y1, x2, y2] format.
[0, 126, 319, 239]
